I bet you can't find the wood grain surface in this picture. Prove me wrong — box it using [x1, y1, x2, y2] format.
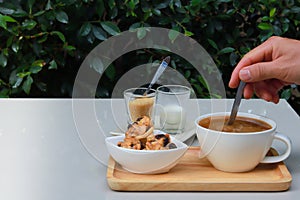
[107, 147, 292, 191]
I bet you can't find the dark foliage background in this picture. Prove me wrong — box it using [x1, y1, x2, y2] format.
[1, 0, 300, 113]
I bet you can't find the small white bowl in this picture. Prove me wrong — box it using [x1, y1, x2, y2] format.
[105, 130, 188, 174]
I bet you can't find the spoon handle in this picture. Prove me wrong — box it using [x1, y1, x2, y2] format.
[227, 81, 246, 125]
[144, 56, 170, 95]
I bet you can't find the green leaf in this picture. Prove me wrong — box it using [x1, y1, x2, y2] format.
[168, 28, 180, 43]
[92, 25, 107, 40]
[141, 1, 151, 12]
[153, 9, 161, 16]
[2, 15, 17, 23]
[182, 16, 191, 23]
[64, 45, 76, 51]
[273, 25, 282, 36]
[9, 70, 17, 85]
[184, 70, 191, 78]
[108, 0, 116, 9]
[100, 21, 120, 36]
[127, 0, 137, 10]
[30, 66, 42, 74]
[96, 0, 105, 17]
[281, 88, 291, 100]
[79, 22, 92, 36]
[17, 72, 31, 78]
[30, 60, 45, 73]
[6, 36, 13, 47]
[218, 47, 235, 55]
[28, 0, 36, 10]
[12, 77, 23, 88]
[105, 65, 116, 80]
[33, 10, 46, 17]
[155, 2, 169, 9]
[269, 8, 276, 17]
[129, 22, 141, 31]
[282, 23, 289, 33]
[46, 0, 53, 10]
[207, 39, 218, 50]
[229, 52, 239, 66]
[2, 48, 8, 57]
[137, 28, 147, 40]
[174, 0, 182, 8]
[0, 88, 10, 97]
[259, 31, 273, 42]
[184, 29, 194, 36]
[90, 57, 104, 74]
[110, 7, 118, 19]
[12, 9, 28, 17]
[197, 75, 208, 88]
[192, 84, 203, 97]
[261, 16, 269, 22]
[211, 93, 222, 99]
[22, 75, 33, 95]
[12, 43, 19, 53]
[86, 34, 95, 44]
[0, 7, 15, 15]
[240, 46, 251, 54]
[290, 6, 300, 13]
[258, 23, 273, 30]
[170, 59, 176, 69]
[0, 16, 7, 29]
[22, 19, 37, 30]
[191, 0, 200, 6]
[226, 9, 236, 15]
[0, 14, 15, 29]
[32, 60, 45, 67]
[50, 31, 66, 43]
[49, 60, 57, 70]
[0, 53, 7, 67]
[55, 10, 69, 24]
[38, 35, 48, 43]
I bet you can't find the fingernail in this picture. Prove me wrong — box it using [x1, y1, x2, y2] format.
[239, 69, 251, 81]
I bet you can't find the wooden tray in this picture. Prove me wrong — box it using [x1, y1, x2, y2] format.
[106, 147, 292, 191]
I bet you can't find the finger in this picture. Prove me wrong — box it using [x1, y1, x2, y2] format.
[243, 83, 254, 99]
[272, 95, 280, 104]
[268, 79, 285, 103]
[238, 61, 283, 82]
[253, 80, 281, 102]
[263, 79, 284, 97]
[254, 88, 273, 102]
[228, 70, 240, 89]
[270, 79, 285, 91]
[229, 37, 278, 88]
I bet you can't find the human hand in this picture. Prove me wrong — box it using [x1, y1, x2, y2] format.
[229, 36, 300, 103]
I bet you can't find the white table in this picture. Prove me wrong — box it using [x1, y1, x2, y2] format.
[0, 99, 299, 200]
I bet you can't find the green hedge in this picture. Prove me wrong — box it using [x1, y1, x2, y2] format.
[1, 0, 300, 98]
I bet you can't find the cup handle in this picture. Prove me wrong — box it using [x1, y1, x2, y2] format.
[260, 132, 292, 163]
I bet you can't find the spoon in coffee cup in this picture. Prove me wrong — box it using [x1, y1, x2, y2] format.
[227, 81, 246, 125]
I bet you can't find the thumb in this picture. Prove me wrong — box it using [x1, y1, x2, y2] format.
[239, 62, 279, 82]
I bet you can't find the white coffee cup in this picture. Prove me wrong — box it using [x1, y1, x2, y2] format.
[195, 112, 292, 172]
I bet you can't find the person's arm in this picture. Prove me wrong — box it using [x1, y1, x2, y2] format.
[229, 36, 300, 103]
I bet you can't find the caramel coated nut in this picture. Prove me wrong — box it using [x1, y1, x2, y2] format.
[135, 126, 154, 140]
